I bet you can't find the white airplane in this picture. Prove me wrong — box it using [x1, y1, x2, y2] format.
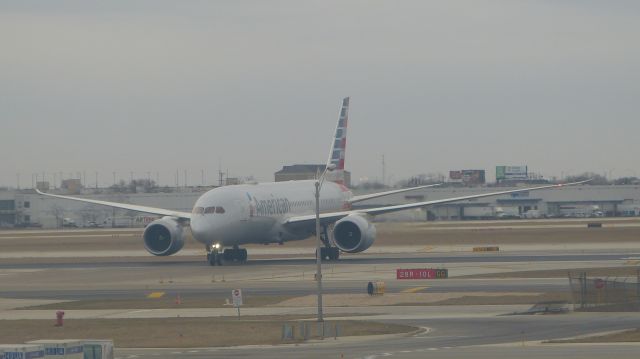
[37, 97, 588, 265]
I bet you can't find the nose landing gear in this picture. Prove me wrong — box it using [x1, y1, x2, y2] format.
[206, 244, 222, 266]
[207, 244, 248, 266]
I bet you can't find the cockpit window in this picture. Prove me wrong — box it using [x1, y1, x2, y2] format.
[204, 207, 216, 214]
[215, 207, 225, 214]
[193, 207, 204, 214]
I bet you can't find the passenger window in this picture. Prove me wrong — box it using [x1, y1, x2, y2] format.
[205, 207, 216, 214]
[216, 207, 225, 214]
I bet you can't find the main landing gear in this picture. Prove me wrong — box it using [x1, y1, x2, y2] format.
[207, 244, 248, 266]
[316, 225, 340, 261]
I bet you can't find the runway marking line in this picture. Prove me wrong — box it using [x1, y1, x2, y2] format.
[146, 291, 165, 299]
[401, 286, 429, 293]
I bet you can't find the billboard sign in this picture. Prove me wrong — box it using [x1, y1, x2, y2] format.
[461, 170, 485, 184]
[450, 170, 485, 184]
[496, 165, 528, 180]
[231, 289, 243, 307]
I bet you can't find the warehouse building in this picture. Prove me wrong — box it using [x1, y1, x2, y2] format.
[353, 185, 640, 221]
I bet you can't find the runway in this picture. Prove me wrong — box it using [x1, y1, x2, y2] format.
[1, 251, 636, 300]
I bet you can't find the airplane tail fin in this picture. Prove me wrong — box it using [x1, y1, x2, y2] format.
[325, 97, 350, 186]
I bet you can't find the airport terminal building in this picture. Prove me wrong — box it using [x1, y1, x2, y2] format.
[352, 185, 640, 221]
[1, 184, 639, 228]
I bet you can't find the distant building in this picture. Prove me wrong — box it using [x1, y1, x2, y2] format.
[449, 170, 486, 185]
[274, 164, 351, 187]
[225, 177, 241, 186]
[61, 179, 82, 194]
[35, 181, 50, 192]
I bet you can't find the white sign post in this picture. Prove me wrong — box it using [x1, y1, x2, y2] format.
[232, 289, 243, 319]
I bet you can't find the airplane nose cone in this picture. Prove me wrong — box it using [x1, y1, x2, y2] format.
[190, 216, 208, 243]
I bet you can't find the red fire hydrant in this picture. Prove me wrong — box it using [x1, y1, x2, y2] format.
[55, 310, 65, 327]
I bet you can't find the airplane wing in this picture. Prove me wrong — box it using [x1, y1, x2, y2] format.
[349, 184, 441, 204]
[285, 180, 590, 226]
[35, 189, 192, 220]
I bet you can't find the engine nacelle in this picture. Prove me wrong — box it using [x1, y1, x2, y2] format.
[332, 214, 376, 253]
[142, 217, 185, 256]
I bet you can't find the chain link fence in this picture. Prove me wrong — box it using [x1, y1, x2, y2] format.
[568, 270, 640, 311]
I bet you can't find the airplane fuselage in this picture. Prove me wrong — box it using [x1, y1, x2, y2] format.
[189, 180, 352, 247]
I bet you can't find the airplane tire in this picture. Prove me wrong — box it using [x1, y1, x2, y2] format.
[223, 249, 234, 262]
[240, 249, 248, 263]
[331, 248, 340, 260]
[326, 247, 338, 261]
[318, 248, 327, 261]
[208, 251, 217, 266]
[216, 253, 224, 266]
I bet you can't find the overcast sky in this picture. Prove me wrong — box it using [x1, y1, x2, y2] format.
[1, 1, 639, 188]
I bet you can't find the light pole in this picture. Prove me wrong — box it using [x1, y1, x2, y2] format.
[315, 163, 335, 325]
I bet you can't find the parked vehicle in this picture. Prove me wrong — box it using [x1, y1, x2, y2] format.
[62, 218, 78, 228]
[521, 210, 543, 219]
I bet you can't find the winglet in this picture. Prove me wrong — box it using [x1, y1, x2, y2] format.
[556, 179, 592, 187]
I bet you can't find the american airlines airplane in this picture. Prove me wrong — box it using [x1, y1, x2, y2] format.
[37, 97, 587, 266]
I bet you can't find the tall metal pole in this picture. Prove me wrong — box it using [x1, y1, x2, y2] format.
[315, 180, 324, 323]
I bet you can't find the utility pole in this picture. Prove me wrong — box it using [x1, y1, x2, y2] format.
[16, 173, 20, 190]
[313, 164, 335, 332]
[95, 172, 98, 189]
[315, 180, 324, 325]
[382, 154, 386, 187]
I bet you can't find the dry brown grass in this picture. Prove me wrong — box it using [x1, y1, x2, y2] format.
[425, 292, 571, 306]
[548, 329, 640, 343]
[375, 224, 640, 246]
[460, 266, 640, 279]
[20, 295, 292, 310]
[0, 318, 415, 347]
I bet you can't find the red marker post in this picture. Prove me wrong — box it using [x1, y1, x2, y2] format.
[55, 310, 65, 327]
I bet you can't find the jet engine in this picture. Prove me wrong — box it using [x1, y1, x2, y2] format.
[332, 214, 376, 253]
[142, 217, 185, 256]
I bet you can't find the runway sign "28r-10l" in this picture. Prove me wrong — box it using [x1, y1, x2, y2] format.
[396, 268, 448, 279]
